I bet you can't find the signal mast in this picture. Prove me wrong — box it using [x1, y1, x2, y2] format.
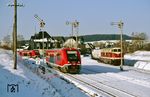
[34, 14, 45, 63]
[34, 14, 45, 30]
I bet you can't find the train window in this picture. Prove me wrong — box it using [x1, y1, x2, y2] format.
[67, 51, 78, 61]
[57, 53, 61, 61]
[118, 49, 121, 52]
[112, 49, 121, 52]
[35, 50, 39, 55]
[113, 49, 117, 52]
[104, 52, 106, 56]
[47, 53, 50, 56]
[29, 52, 32, 56]
[24, 53, 28, 56]
[49, 56, 54, 63]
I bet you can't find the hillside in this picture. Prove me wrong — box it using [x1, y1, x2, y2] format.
[80, 34, 132, 42]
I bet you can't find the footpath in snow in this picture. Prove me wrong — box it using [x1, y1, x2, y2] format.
[0, 49, 88, 97]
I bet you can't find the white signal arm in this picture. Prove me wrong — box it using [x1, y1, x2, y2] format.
[34, 14, 45, 28]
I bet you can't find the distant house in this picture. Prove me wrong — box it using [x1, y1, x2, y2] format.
[29, 31, 66, 50]
[63, 38, 77, 48]
[17, 40, 30, 49]
[29, 31, 54, 50]
[52, 36, 65, 48]
[19, 32, 133, 50]
[63, 36, 84, 48]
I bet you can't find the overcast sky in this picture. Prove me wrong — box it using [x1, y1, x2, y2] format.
[0, 0, 150, 40]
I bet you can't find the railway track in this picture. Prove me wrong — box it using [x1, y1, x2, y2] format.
[31, 60, 137, 97]
[23, 58, 143, 97]
[57, 70, 136, 97]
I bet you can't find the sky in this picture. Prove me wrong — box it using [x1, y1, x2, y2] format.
[0, 0, 150, 40]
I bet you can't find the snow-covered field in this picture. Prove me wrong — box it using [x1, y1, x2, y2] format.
[125, 51, 150, 61]
[0, 49, 88, 97]
[124, 51, 150, 71]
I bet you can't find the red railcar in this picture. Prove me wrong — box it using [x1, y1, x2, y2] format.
[18, 50, 40, 58]
[99, 47, 123, 65]
[46, 48, 81, 73]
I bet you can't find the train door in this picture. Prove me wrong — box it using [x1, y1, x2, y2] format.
[55, 52, 62, 65]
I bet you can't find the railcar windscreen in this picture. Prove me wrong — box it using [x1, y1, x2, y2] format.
[67, 51, 78, 61]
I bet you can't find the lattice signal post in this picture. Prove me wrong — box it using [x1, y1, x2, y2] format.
[66, 20, 79, 48]
[111, 20, 124, 71]
[34, 14, 46, 65]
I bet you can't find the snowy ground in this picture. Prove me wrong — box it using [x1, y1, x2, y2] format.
[1, 49, 150, 97]
[0, 49, 88, 97]
[60, 56, 150, 97]
[124, 51, 150, 71]
[124, 51, 150, 61]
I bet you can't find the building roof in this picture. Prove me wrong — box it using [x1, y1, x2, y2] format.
[30, 31, 51, 39]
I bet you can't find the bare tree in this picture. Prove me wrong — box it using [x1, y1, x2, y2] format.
[17, 34, 24, 48]
[3, 35, 11, 46]
[17, 34, 24, 41]
[1, 35, 12, 49]
[131, 32, 147, 52]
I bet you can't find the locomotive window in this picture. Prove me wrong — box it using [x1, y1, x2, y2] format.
[112, 49, 121, 52]
[118, 49, 121, 52]
[67, 51, 78, 61]
[113, 49, 117, 52]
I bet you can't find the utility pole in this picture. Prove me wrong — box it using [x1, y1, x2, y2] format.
[14, 0, 17, 69]
[111, 20, 124, 71]
[66, 20, 79, 48]
[8, 0, 23, 69]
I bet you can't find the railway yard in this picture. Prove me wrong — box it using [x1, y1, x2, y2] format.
[3, 49, 149, 97]
[65, 56, 150, 97]
[1, 1, 150, 97]
[0, 49, 150, 97]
